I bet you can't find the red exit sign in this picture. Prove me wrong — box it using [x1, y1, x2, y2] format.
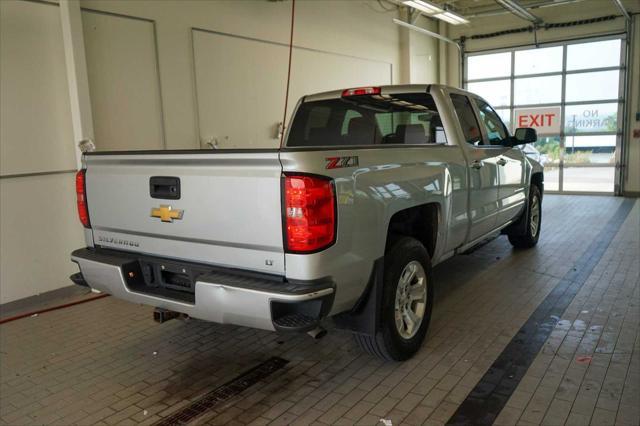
[514, 107, 561, 134]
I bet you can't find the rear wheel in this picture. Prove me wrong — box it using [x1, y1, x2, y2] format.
[509, 184, 542, 248]
[355, 237, 433, 361]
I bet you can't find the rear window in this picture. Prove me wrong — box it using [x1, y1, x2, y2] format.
[286, 93, 447, 147]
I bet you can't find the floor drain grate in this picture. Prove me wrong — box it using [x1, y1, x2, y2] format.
[154, 356, 289, 426]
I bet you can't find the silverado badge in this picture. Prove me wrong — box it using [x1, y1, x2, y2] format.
[151, 205, 184, 223]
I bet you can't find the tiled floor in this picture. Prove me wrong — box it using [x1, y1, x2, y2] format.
[1, 195, 638, 426]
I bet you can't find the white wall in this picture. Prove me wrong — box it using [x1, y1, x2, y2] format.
[0, 0, 85, 304]
[625, 15, 640, 195]
[0, 0, 444, 304]
[82, 10, 165, 150]
[408, 16, 439, 84]
[79, 0, 407, 150]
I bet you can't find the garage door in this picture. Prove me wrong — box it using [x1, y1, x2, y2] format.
[464, 36, 625, 194]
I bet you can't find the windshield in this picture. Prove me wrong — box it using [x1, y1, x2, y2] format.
[286, 93, 447, 147]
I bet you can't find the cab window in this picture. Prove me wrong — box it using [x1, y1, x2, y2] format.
[476, 99, 510, 145]
[287, 93, 447, 147]
[450, 94, 482, 146]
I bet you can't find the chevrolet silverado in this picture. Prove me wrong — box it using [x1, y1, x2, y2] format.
[71, 84, 543, 361]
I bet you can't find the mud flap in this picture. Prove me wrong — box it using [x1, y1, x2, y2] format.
[502, 191, 530, 237]
[333, 257, 384, 336]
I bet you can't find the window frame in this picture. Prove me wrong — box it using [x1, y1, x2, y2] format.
[450, 93, 484, 147]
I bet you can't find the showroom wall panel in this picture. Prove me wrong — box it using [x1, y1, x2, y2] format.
[192, 31, 289, 149]
[0, 0, 84, 304]
[80, 0, 404, 150]
[0, 175, 85, 304]
[288, 49, 391, 125]
[82, 10, 165, 151]
[0, 0, 76, 175]
[193, 30, 392, 149]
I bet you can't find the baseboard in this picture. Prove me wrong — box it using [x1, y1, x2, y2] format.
[0, 285, 92, 320]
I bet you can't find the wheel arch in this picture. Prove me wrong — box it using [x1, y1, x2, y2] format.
[531, 171, 544, 199]
[385, 202, 441, 259]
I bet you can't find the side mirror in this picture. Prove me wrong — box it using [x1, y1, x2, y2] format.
[512, 128, 537, 146]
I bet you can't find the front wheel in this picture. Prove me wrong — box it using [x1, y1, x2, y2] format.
[354, 237, 433, 361]
[509, 185, 542, 248]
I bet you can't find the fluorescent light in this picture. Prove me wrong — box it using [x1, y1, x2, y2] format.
[434, 11, 469, 25]
[402, 0, 443, 15]
[401, 0, 470, 25]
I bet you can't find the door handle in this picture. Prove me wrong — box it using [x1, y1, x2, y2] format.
[497, 158, 507, 166]
[470, 160, 484, 170]
[150, 176, 181, 199]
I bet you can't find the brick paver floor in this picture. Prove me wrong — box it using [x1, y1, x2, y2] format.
[1, 195, 638, 425]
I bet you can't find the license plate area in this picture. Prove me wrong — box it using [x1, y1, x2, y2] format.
[140, 260, 198, 293]
[122, 258, 209, 304]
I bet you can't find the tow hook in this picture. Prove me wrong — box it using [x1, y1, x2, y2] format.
[307, 326, 327, 340]
[153, 308, 181, 323]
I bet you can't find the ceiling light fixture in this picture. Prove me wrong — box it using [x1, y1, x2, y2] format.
[400, 0, 469, 25]
[435, 10, 469, 25]
[402, 0, 443, 15]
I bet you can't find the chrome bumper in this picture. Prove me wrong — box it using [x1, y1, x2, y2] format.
[71, 248, 334, 331]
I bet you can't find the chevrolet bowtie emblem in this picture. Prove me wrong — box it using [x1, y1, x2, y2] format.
[150, 205, 184, 223]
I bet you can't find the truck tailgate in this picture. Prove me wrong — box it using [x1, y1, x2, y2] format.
[84, 151, 285, 275]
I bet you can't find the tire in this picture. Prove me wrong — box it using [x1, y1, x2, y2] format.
[355, 237, 433, 361]
[508, 184, 542, 249]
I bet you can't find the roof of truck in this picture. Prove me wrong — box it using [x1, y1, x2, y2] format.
[303, 84, 474, 103]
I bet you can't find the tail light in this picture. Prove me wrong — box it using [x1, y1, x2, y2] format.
[283, 174, 336, 253]
[75, 169, 90, 228]
[341, 87, 381, 97]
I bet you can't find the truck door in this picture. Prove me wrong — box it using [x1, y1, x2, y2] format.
[450, 93, 500, 241]
[474, 99, 527, 226]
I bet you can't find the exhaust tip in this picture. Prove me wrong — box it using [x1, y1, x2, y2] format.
[307, 326, 327, 340]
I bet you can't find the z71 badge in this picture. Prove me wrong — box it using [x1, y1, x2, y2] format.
[325, 156, 359, 169]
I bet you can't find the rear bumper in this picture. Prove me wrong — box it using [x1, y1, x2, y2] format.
[71, 248, 334, 332]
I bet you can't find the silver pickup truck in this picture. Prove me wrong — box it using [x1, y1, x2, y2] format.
[71, 84, 543, 361]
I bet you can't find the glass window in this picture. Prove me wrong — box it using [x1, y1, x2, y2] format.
[564, 103, 619, 134]
[476, 100, 509, 145]
[564, 135, 616, 162]
[566, 39, 621, 71]
[565, 70, 619, 102]
[563, 166, 614, 192]
[466, 80, 510, 108]
[514, 75, 562, 105]
[287, 93, 445, 147]
[495, 108, 512, 132]
[450, 93, 482, 145]
[467, 52, 511, 80]
[514, 46, 563, 76]
[532, 135, 561, 191]
[563, 134, 616, 192]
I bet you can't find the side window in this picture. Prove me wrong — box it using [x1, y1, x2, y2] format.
[450, 94, 482, 146]
[476, 100, 509, 145]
